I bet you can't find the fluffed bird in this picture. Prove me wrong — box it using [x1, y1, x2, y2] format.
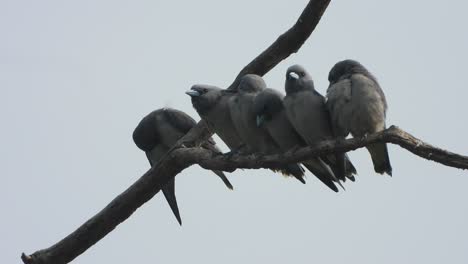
[133, 108, 233, 225]
[327, 59, 392, 175]
[284, 64, 357, 182]
[228, 74, 306, 183]
[186, 85, 244, 152]
[253, 88, 342, 192]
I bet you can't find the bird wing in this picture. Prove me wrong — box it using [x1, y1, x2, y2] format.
[164, 109, 234, 189]
[326, 79, 353, 138]
[162, 108, 197, 134]
[350, 74, 388, 120]
[133, 111, 159, 152]
[146, 151, 182, 225]
[350, 74, 392, 175]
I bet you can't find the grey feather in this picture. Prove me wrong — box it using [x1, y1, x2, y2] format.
[327, 59, 392, 175]
[133, 108, 234, 225]
[229, 74, 306, 183]
[284, 64, 358, 182]
[188, 85, 244, 151]
[253, 88, 341, 192]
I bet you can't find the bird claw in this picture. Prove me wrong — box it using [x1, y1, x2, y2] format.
[224, 144, 248, 158]
[223, 150, 236, 159]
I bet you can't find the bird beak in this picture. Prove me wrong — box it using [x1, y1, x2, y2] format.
[185, 90, 200, 97]
[256, 115, 265, 127]
[288, 72, 299, 80]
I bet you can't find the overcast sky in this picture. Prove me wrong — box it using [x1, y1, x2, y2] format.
[2, 0, 468, 263]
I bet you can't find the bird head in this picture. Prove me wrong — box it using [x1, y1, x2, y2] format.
[253, 88, 285, 127]
[285, 64, 314, 94]
[328, 59, 371, 85]
[238, 74, 267, 94]
[186, 85, 227, 115]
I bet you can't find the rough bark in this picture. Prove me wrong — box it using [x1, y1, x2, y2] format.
[176, 126, 468, 171]
[22, 149, 187, 264]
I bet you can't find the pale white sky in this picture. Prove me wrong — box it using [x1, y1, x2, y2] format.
[2, 1, 468, 263]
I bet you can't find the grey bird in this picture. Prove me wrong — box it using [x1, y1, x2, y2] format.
[132, 108, 233, 225]
[186, 84, 244, 152]
[228, 74, 306, 183]
[253, 88, 342, 192]
[327, 59, 392, 175]
[284, 65, 357, 182]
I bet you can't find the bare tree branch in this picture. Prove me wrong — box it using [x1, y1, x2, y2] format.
[227, 0, 330, 90]
[189, 126, 468, 171]
[22, 149, 185, 264]
[21, 1, 332, 263]
[21, 126, 468, 264]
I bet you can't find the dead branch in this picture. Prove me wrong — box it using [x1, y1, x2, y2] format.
[190, 126, 468, 171]
[21, 125, 468, 264]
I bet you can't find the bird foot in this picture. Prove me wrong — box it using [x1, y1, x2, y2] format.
[224, 144, 248, 159]
[223, 150, 237, 159]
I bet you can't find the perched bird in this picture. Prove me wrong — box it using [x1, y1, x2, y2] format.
[133, 108, 233, 225]
[253, 88, 342, 192]
[228, 74, 306, 183]
[186, 85, 244, 152]
[327, 59, 392, 175]
[284, 64, 357, 182]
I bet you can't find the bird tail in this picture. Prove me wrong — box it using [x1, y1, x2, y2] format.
[213, 170, 234, 190]
[344, 153, 357, 181]
[303, 158, 341, 192]
[367, 143, 392, 176]
[324, 153, 357, 182]
[277, 164, 306, 184]
[333, 152, 347, 181]
[162, 178, 182, 225]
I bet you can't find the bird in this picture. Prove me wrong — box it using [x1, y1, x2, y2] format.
[283, 64, 357, 182]
[326, 59, 392, 176]
[186, 84, 244, 153]
[132, 108, 233, 225]
[228, 74, 306, 183]
[253, 87, 342, 192]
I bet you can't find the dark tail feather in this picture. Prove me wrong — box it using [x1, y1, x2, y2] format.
[294, 174, 306, 184]
[278, 164, 306, 184]
[334, 152, 347, 181]
[318, 157, 345, 190]
[323, 153, 357, 182]
[213, 170, 234, 190]
[344, 153, 357, 181]
[303, 159, 339, 192]
[162, 178, 182, 225]
[367, 143, 392, 176]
